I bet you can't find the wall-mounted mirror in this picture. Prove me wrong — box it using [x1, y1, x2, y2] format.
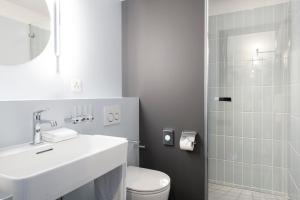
[0, 0, 50, 65]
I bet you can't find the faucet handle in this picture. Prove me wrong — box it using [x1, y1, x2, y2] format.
[34, 109, 49, 115]
[33, 109, 49, 120]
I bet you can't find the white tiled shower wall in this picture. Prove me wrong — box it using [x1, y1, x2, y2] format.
[208, 2, 290, 196]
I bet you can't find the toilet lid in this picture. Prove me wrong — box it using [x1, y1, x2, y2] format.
[127, 166, 170, 193]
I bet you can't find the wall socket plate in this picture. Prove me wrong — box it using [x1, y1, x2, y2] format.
[71, 79, 82, 93]
[104, 105, 121, 126]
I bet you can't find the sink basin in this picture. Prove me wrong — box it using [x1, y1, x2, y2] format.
[0, 134, 128, 200]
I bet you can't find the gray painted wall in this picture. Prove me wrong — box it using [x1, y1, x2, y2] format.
[122, 0, 205, 199]
[0, 98, 139, 199]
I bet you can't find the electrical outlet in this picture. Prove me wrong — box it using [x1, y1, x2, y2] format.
[104, 105, 121, 126]
[71, 79, 82, 93]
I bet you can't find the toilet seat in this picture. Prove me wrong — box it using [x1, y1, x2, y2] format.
[127, 166, 171, 195]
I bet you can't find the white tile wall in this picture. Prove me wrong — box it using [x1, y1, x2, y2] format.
[208, 2, 290, 197]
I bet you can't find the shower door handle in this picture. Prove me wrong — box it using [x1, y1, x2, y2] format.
[214, 97, 232, 102]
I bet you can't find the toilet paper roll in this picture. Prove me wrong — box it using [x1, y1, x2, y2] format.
[179, 131, 197, 151]
[179, 138, 195, 151]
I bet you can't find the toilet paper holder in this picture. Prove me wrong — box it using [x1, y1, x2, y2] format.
[181, 131, 197, 143]
[179, 131, 198, 151]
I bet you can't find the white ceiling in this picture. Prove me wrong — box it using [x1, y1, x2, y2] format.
[6, 0, 49, 16]
[209, 0, 289, 15]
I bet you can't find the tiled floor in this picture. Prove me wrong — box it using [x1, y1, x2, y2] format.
[209, 184, 288, 200]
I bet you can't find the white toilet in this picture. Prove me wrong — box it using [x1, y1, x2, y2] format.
[126, 166, 171, 200]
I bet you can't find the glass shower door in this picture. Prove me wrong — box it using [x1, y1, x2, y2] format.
[207, 1, 290, 199]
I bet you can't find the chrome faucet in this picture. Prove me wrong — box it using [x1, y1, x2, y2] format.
[32, 109, 57, 145]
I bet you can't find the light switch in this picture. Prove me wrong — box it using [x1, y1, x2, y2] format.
[163, 128, 175, 146]
[70, 79, 82, 93]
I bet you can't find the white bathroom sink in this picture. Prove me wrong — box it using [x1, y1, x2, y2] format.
[0, 134, 128, 200]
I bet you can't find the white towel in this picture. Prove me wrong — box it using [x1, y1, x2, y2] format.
[42, 128, 78, 143]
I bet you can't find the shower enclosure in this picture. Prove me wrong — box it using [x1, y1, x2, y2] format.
[206, 0, 300, 199]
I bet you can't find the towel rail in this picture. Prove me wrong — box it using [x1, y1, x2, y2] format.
[127, 140, 146, 149]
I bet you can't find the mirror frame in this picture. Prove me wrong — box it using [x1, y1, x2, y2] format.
[55, 0, 61, 73]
